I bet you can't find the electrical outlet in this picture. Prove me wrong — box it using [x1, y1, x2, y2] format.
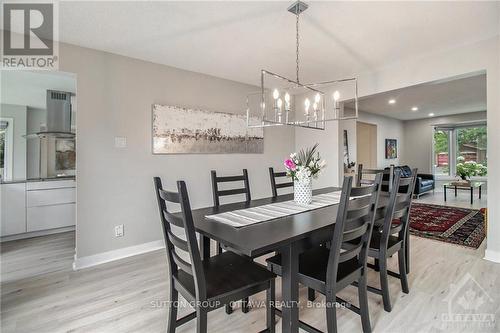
[114, 224, 124, 237]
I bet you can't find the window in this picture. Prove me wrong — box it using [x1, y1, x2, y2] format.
[456, 126, 487, 170]
[0, 118, 14, 181]
[433, 130, 451, 176]
[433, 124, 487, 178]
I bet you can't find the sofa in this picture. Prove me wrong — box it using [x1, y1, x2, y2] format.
[414, 173, 435, 197]
[384, 165, 435, 197]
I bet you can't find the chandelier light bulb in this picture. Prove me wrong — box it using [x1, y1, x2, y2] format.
[313, 102, 318, 111]
[314, 93, 321, 103]
[304, 98, 311, 110]
[284, 92, 290, 104]
[333, 91, 340, 101]
[273, 89, 280, 100]
[277, 98, 283, 109]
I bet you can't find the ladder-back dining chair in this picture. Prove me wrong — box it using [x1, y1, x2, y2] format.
[211, 169, 251, 254]
[366, 168, 417, 312]
[357, 164, 392, 190]
[267, 174, 383, 333]
[153, 177, 276, 333]
[211, 169, 252, 313]
[269, 167, 293, 198]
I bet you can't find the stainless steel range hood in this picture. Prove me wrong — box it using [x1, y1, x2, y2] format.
[26, 90, 75, 139]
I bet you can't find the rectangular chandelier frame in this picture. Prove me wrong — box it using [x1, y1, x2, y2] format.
[246, 69, 359, 130]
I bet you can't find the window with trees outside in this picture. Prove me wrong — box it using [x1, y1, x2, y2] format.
[433, 124, 487, 178]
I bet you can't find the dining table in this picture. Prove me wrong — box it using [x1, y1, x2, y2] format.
[188, 187, 390, 333]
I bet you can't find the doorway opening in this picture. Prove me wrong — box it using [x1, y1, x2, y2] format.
[356, 121, 377, 169]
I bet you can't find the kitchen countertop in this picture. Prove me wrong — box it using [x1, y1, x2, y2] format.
[0, 177, 76, 185]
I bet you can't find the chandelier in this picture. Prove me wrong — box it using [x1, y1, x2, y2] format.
[246, 1, 358, 130]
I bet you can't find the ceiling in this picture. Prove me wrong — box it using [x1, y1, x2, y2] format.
[35, 1, 498, 86]
[1, 71, 76, 109]
[345, 72, 487, 120]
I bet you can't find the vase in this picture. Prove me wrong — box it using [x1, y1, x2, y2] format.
[294, 178, 313, 205]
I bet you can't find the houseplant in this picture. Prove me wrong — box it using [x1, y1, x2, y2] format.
[284, 144, 326, 204]
[456, 156, 487, 181]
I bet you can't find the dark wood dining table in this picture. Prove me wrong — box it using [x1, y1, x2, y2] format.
[189, 187, 390, 333]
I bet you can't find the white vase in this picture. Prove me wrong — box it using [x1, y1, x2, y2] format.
[294, 178, 313, 205]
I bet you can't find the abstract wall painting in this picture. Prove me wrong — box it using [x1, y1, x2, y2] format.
[152, 104, 264, 154]
[385, 138, 398, 159]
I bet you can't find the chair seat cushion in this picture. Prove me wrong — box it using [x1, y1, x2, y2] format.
[266, 246, 362, 284]
[174, 251, 275, 300]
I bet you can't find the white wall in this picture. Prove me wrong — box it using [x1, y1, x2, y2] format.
[0, 104, 27, 180]
[1, 71, 76, 109]
[358, 111, 405, 169]
[402, 111, 487, 174]
[58, 43, 295, 260]
[295, 121, 339, 189]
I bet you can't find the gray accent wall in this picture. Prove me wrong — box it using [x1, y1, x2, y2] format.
[402, 111, 487, 174]
[58, 43, 295, 259]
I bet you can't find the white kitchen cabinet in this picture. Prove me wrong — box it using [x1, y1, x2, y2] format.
[0, 183, 27, 236]
[27, 204, 75, 232]
[26, 180, 76, 232]
[27, 188, 75, 207]
[26, 180, 75, 191]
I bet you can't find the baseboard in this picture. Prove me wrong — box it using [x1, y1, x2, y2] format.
[73, 239, 165, 270]
[484, 249, 500, 263]
[1, 226, 75, 242]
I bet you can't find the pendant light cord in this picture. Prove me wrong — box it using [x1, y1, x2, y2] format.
[296, 12, 300, 84]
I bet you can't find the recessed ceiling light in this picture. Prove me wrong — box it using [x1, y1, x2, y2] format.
[388, 99, 396, 104]
[428, 113, 435, 117]
[411, 107, 419, 111]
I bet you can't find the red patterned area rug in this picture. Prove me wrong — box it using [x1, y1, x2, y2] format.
[408, 203, 486, 249]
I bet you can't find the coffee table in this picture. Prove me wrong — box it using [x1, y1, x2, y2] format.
[443, 181, 485, 204]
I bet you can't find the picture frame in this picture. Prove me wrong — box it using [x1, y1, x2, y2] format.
[385, 138, 397, 159]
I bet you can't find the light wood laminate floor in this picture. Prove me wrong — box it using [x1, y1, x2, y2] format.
[1, 232, 499, 333]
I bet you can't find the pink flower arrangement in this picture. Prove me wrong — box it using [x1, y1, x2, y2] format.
[284, 159, 296, 171]
[284, 144, 326, 184]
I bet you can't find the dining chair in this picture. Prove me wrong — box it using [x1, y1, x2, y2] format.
[269, 167, 293, 198]
[211, 169, 251, 253]
[211, 169, 252, 313]
[266, 174, 383, 333]
[366, 168, 417, 312]
[380, 165, 395, 193]
[153, 177, 276, 333]
[357, 164, 389, 189]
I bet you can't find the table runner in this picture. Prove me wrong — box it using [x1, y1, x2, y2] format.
[206, 191, 343, 228]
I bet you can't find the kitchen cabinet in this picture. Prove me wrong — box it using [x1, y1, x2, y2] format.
[0, 183, 27, 236]
[26, 180, 75, 232]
